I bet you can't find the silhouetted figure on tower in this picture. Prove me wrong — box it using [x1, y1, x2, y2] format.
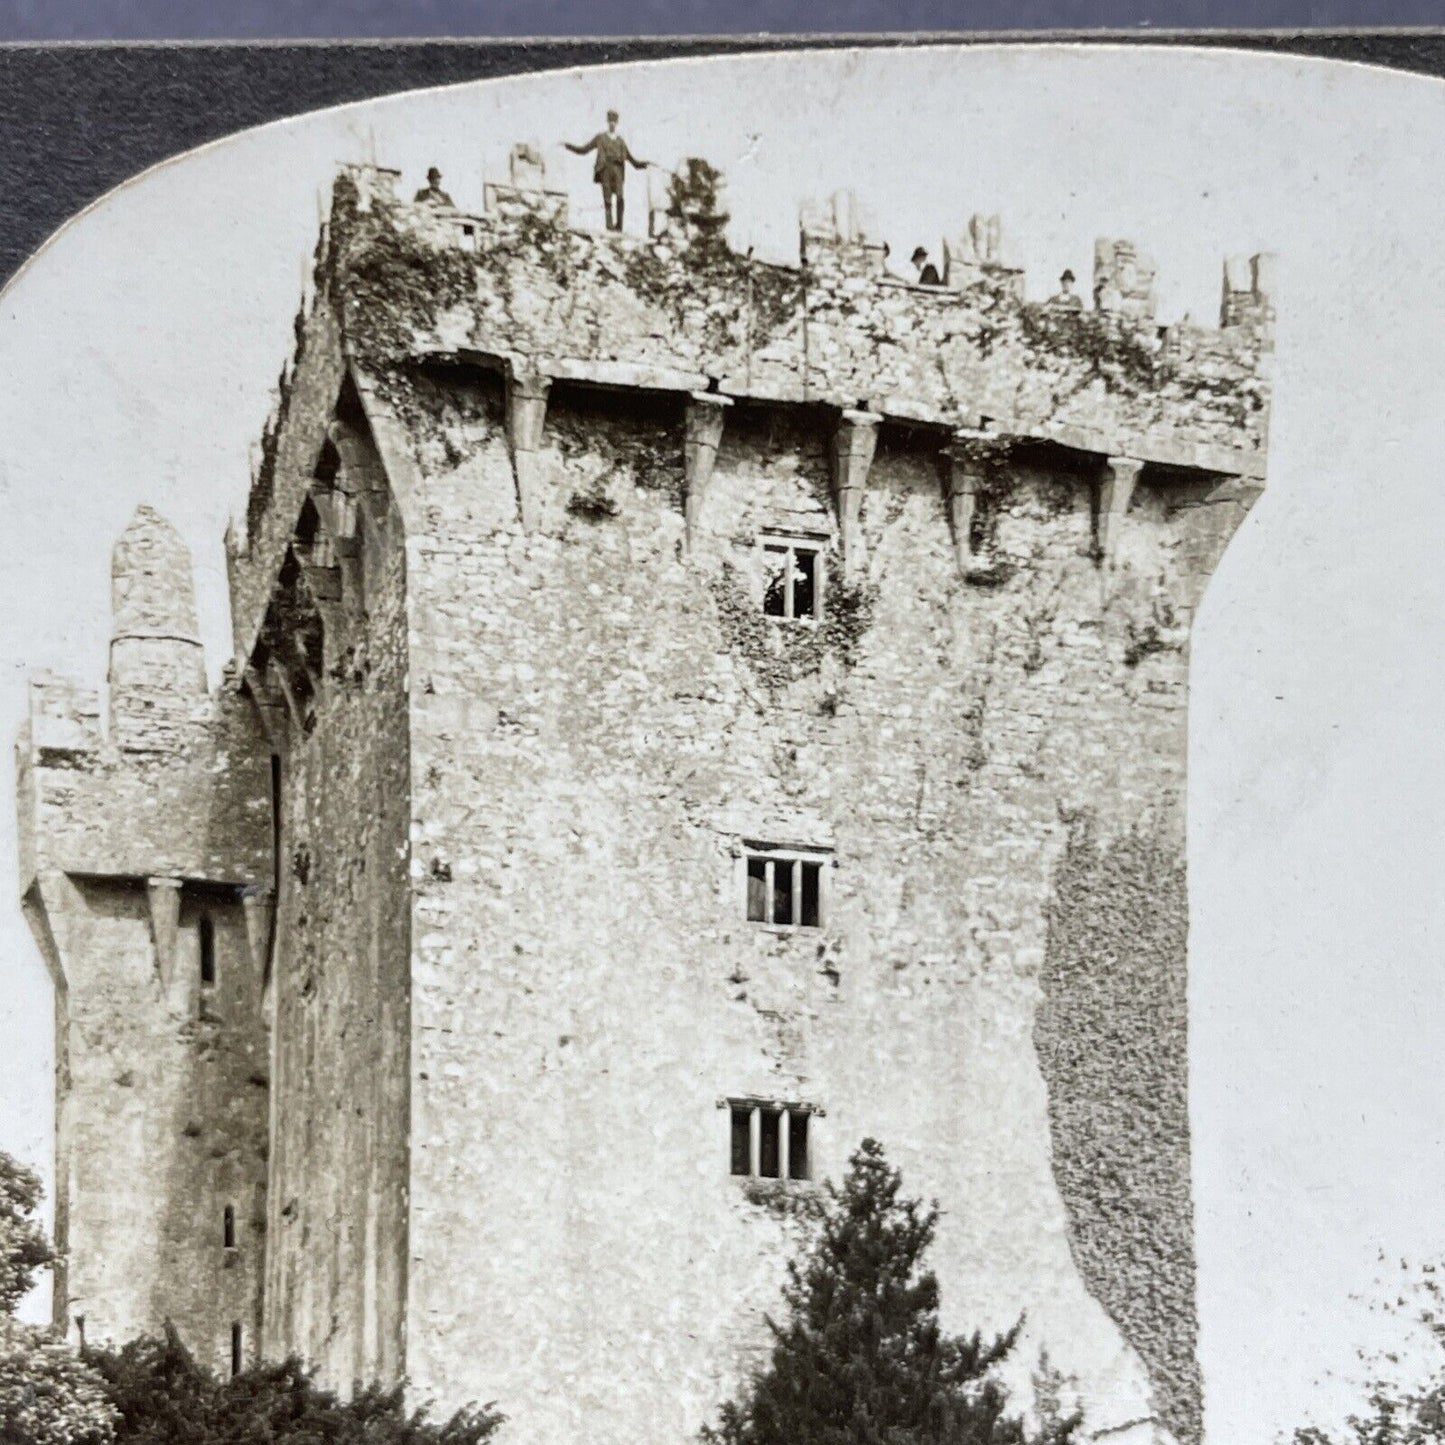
[565, 109, 650, 232]
[414, 167, 454, 207]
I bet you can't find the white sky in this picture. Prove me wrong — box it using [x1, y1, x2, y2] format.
[1, 43, 1443, 1445]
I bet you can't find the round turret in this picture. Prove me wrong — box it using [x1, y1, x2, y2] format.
[108, 506, 206, 745]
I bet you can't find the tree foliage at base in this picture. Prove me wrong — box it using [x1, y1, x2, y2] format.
[1293, 1257, 1445, 1445]
[0, 1318, 117, 1445]
[85, 1325, 504, 1445]
[0, 1153, 55, 1317]
[704, 1139, 1080, 1445]
[0, 1151, 118, 1444]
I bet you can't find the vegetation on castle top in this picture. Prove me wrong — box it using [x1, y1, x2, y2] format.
[306, 163, 1267, 477]
[666, 158, 730, 236]
[339, 217, 478, 366]
[705, 1139, 1080, 1445]
[1017, 304, 1163, 393]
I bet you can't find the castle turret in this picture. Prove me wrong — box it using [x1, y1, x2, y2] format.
[16, 503, 273, 1373]
[108, 505, 206, 750]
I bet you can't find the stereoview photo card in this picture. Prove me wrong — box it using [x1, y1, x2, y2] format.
[0, 38, 1440, 1445]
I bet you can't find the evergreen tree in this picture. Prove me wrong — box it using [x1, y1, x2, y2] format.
[705, 1139, 1080, 1445]
[0, 1150, 117, 1445]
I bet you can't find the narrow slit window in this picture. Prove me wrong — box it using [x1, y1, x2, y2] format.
[793, 549, 817, 618]
[230, 1323, 243, 1378]
[788, 1110, 810, 1180]
[743, 846, 828, 929]
[760, 537, 823, 622]
[730, 1107, 751, 1177]
[800, 863, 821, 928]
[772, 859, 794, 927]
[759, 1108, 782, 1178]
[223, 1205, 236, 1249]
[746, 857, 768, 923]
[199, 916, 216, 988]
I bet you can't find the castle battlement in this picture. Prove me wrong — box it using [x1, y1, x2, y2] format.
[227, 151, 1270, 674]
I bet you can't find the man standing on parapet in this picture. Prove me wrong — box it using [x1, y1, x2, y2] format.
[565, 110, 650, 232]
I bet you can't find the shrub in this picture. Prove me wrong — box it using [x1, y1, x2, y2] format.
[87, 1324, 503, 1444]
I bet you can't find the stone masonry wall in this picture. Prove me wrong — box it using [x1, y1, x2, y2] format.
[40, 879, 267, 1371]
[17, 154, 1268, 1445]
[349, 360, 1258, 1445]
[260, 418, 411, 1393]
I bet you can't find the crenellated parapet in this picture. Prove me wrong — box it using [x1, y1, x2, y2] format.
[315, 152, 1270, 458]
[226, 147, 1272, 680]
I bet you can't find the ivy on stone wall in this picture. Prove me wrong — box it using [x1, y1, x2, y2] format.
[1034, 818, 1200, 1445]
[709, 557, 875, 698]
[1018, 306, 1162, 393]
[339, 218, 477, 365]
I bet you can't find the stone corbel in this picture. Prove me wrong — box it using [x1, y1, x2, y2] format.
[241, 887, 275, 982]
[505, 366, 552, 532]
[1098, 456, 1144, 563]
[146, 877, 183, 994]
[683, 392, 733, 551]
[943, 428, 1014, 581]
[943, 430, 983, 577]
[831, 409, 881, 577]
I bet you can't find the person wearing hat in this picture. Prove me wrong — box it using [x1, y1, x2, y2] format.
[1051, 268, 1084, 310]
[414, 167, 455, 208]
[911, 246, 943, 287]
[566, 109, 650, 232]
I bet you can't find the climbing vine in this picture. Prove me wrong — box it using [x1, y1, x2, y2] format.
[709, 557, 876, 697]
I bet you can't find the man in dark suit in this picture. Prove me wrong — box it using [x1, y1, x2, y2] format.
[566, 109, 650, 232]
[414, 167, 454, 207]
[911, 246, 943, 287]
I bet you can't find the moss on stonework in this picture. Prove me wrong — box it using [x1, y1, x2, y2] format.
[1019, 305, 1163, 393]
[339, 217, 477, 364]
[740, 1178, 823, 1221]
[548, 403, 685, 507]
[381, 367, 503, 471]
[1122, 591, 1184, 669]
[566, 483, 621, 521]
[709, 558, 875, 697]
[1034, 819, 1200, 1445]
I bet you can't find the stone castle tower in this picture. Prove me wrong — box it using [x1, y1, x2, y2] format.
[18, 147, 1273, 1445]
